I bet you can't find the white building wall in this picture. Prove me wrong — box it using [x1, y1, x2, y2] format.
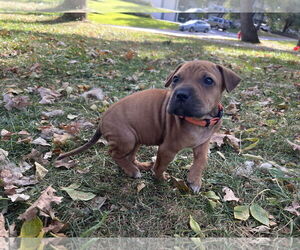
[150, 0, 179, 22]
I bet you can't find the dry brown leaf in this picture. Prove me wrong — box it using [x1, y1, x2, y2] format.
[222, 187, 240, 202]
[81, 88, 104, 100]
[3, 93, 31, 111]
[53, 133, 73, 146]
[250, 225, 270, 233]
[124, 50, 135, 60]
[39, 126, 65, 140]
[43, 220, 66, 234]
[284, 201, 300, 216]
[37, 87, 61, 104]
[89, 196, 106, 210]
[7, 193, 30, 202]
[18, 186, 63, 221]
[137, 182, 146, 193]
[286, 140, 300, 153]
[210, 133, 240, 151]
[41, 110, 64, 118]
[54, 158, 76, 169]
[35, 162, 48, 180]
[23, 149, 50, 166]
[0, 214, 8, 237]
[170, 176, 190, 193]
[31, 137, 51, 146]
[1, 129, 13, 140]
[60, 120, 94, 135]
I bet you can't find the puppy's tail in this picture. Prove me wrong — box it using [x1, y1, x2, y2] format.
[56, 127, 102, 161]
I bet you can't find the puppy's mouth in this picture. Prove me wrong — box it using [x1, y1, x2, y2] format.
[167, 87, 207, 118]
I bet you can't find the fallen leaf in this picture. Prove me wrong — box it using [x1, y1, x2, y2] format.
[3, 93, 31, 111]
[61, 183, 96, 201]
[189, 215, 204, 237]
[210, 133, 240, 151]
[41, 110, 64, 118]
[23, 149, 50, 166]
[234, 205, 250, 221]
[18, 186, 63, 221]
[124, 50, 135, 60]
[60, 120, 94, 135]
[81, 88, 104, 100]
[284, 201, 300, 216]
[1, 129, 13, 140]
[35, 162, 48, 181]
[43, 220, 66, 234]
[43, 152, 52, 160]
[203, 191, 220, 201]
[31, 137, 51, 146]
[241, 138, 260, 152]
[170, 176, 190, 193]
[242, 154, 263, 161]
[54, 158, 76, 169]
[222, 187, 240, 202]
[250, 203, 269, 226]
[0, 148, 9, 161]
[235, 161, 255, 177]
[0, 214, 8, 237]
[286, 140, 300, 153]
[250, 225, 270, 233]
[137, 182, 146, 193]
[67, 114, 78, 120]
[53, 133, 73, 146]
[7, 193, 30, 202]
[20, 216, 44, 238]
[89, 196, 106, 210]
[37, 87, 61, 104]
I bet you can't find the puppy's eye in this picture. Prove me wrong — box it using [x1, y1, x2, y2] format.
[203, 77, 214, 86]
[173, 75, 180, 83]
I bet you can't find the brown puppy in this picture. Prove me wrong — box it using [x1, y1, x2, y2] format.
[57, 60, 241, 193]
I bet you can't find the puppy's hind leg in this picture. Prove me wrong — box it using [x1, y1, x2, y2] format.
[108, 133, 141, 178]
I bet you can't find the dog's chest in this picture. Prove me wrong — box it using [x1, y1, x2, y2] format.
[180, 125, 215, 148]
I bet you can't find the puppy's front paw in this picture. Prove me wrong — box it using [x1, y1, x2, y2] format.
[153, 171, 170, 181]
[188, 183, 201, 194]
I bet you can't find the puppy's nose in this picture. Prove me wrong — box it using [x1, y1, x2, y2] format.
[175, 88, 190, 102]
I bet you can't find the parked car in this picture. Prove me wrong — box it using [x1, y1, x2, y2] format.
[179, 20, 211, 33]
[260, 23, 271, 32]
[185, 8, 205, 13]
[207, 16, 231, 31]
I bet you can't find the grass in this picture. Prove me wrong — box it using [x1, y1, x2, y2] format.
[0, 13, 300, 238]
[89, 13, 178, 30]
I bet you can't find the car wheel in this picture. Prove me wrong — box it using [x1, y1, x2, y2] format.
[204, 28, 209, 33]
[189, 27, 195, 32]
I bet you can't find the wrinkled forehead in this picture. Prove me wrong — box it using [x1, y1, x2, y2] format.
[177, 61, 220, 78]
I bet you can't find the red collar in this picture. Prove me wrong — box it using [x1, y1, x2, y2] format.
[180, 104, 223, 127]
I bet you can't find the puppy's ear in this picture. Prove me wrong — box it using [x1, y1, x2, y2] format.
[217, 65, 241, 92]
[165, 64, 183, 87]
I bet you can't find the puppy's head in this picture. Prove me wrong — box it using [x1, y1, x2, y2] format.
[165, 60, 241, 118]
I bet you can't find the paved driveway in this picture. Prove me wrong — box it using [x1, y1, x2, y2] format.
[110, 25, 297, 42]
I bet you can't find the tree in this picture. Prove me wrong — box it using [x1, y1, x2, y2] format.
[240, 0, 260, 43]
[60, 0, 87, 21]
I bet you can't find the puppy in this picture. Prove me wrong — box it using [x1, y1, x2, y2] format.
[57, 60, 241, 193]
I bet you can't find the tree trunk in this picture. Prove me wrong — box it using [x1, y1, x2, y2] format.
[282, 18, 294, 33]
[60, 0, 87, 21]
[240, 0, 260, 44]
[240, 13, 260, 43]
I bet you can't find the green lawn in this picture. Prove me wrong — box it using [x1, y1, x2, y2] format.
[0, 14, 299, 238]
[89, 13, 178, 30]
